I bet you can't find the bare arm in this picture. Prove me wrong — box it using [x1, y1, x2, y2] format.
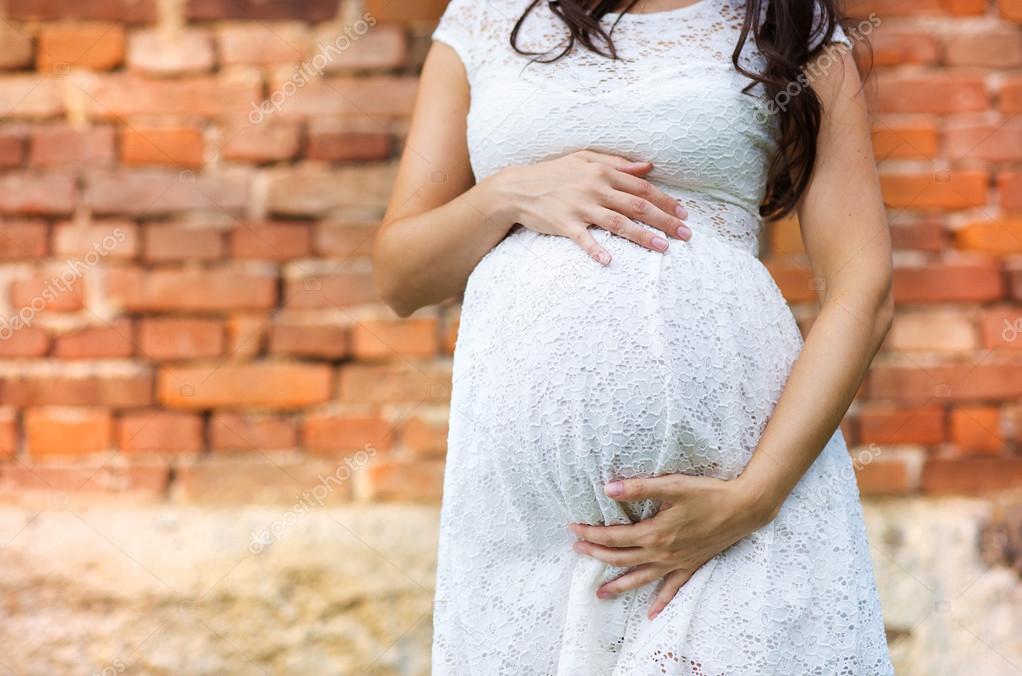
[735, 47, 894, 516]
[374, 43, 691, 317]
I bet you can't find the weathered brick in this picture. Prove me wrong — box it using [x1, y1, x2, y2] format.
[0, 463, 169, 496]
[54, 320, 134, 359]
[77, 74, 261, 118]
[267, 165, 396, 216]
[29, 124, 116, 168]
[352, 319, 439, 360]
[0, 172, 76, 214]
[306, 119, 392, 161]
[0, 76, 62, 118]
[105, 267, 275, 312]
[159, 363, 332, 409]
[1003, 0, 1022, 21]
[172, 457, 353, 505]
[854, 456, 914, 496]
[872, 120, 939, 159]
[981, 308, 1022, 350]
[880, 171, 988, 210]
[302, 414, 393, 454]
[364, 0, 448, 22]
[0, 370, 152, 407]
[338, 363, 451, 403]
[283, 269, 378, 308]
[872, 73, 988, 114]
[314, 24, 408, 72]
[24, 407, 112, 456]
[949, 406, 1003, 453]
[118, 410, 204, 453]
[0, 128, 26, 167]
[947, 119, 1022, 163]
[0, 221, 48, 259]
[122, 126, 204, 168]
[11, 272, 85, 312]
[401, 417, 448, 457]
[5, 0, 157, 22]
[127, 29, 214, 75]
[314, 222, 377, 259]
[225, 314, 267, 358]
[945, 24, 1022, 67]
[210, 412, 297, 452]
[887, 310, 976, 352]
[52, 221, 138, 260]
[0, 25, 34, 70]
[893, 260, 1004, 303]
[1004, 77, 1022, 113]
[138, 318, 224, 360]
[143, 225, 223, 262]
[922, 458, 1022, 493]
[957, 218, 1022, 254]
[262, 75, 417, 119]
[858, 404, 945, 445]
[871, 30, 939, 67]
[186, 0, 337, 21]
[0, 327, 49, 358]
[218, 22, 310, 65]
[220, 118, 300, 163]
[231, 222, 311, 260]
[268, 323, 350, 359]
[1000, 171, 1022, 212]
[868, 363, 1022, 401]
[37, 23, 125, 71]
[85, 170, 249, 215]
[366, 459, 444, 502]
[845, 0, 985, 16]
[0, 409, 16, 457]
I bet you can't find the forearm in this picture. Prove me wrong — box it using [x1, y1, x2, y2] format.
[737, 286, 894, 522]
[373, 175, 514, 316]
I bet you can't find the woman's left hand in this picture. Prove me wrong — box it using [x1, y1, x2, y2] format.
[568, 473, 781, 620]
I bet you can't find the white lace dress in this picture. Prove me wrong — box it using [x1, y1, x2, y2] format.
[431, 1, 894, 674]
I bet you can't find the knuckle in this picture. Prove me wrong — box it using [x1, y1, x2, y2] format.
[631, 198, 648, 215]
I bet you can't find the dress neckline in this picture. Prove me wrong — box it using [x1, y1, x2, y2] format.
[602, 0, 711, 20]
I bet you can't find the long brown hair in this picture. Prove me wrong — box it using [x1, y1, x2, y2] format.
[510, 0, 860, 220]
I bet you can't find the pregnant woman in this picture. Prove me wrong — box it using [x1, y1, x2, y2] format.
[374, 0, 895, 673]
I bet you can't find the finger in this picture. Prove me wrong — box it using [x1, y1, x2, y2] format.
[648, 569, 695, 620]
[602, 190, 688, 241]
[575, 150, 652, 176]
[566, 225, 612, 266]
[604, 474, 699, 502]
[588, 207, 670, 253]
[609, 173, 691, 232]
[597, 563, 664, 598]
[569, 520, 658, 548]
[572, 539, 652, 567]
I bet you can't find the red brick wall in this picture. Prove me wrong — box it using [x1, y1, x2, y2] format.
[0, 0, 1019, 504]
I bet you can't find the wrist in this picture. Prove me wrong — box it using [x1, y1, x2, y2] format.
[733, 471, 786, 527]
[475, 166, 522, 229]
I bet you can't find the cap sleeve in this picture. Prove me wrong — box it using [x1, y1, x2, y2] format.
[809, 2, 854, 51]
[432, 0, 480, 75]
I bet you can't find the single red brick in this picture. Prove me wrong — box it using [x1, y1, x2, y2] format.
[105, 267, 275, 312]
[24, 407, 112, 456]
[890, 217, 945, 252]
[306, 122, 392, 162]
[5, 0, 157, 22]
[893, 260, 1004, 303]
[0, 371, 153, 407]
[845, 0, 985, 15]
[0, 409, 16, 457]
[217, 22, 310, 65]
[37, 23, 125, 71]
[225, 314, 266, 358]
[142, 225, 223, 262]
[11, 272, 85, 312]
[231, 222, 311, 260]
[872, 73, 988, 114]
[118, 410, 204, 453]
[266, 165, 396, 217]
[947, 120, 1022, 163]
[268, 323, 350, 359]
[945, 25, 1022, 67]
[263, 76, 417, 119]
[30, 124, 116, 168]
[284, 270, 378, 308]
[314, 24, 409, 72]
[1003, 77, 1022, 113]
[858, 404, 945, 445]
[364, 0, 448, 21]
[854, 457, 914, 496]
[352, 319, 440, 361]
[122, 126, 204, 168]
[77, 74, 261, 119]
[956, 218, 1022, 255]
[220, 118, 300, 163]
[186, 0, 337, 20]
[210, 412, 297, 452]
[1003, 0, 1022, 21]
[54, 320, 134, 359]
[0, 326, 49, 357]
[949, 406, 1003, 454]
[302, 414, 393, 454]
[921, 458, 1022, 493]
[85, 169, 248, 216]
[0, 76, 63, 118]
[126, 29, 214, 75]
[886, 310, 976, 352]
[0, 221, 48, 259]
[870, 30, 939, 67]
[981, 307, 1022, 350]
[366, 459, 445, 502]
[314, 222, 377, 259]
[872, 120, 939, 159]
[158, 363, 333, 410]
[0, 172, 76, 214]
[763, 261, 818, 303]
[868, 363, 1022, 401]
[52, 221, 138, 259]
[880, 171, 988, 210]
[401, 417, 448, 457]
[0, 463, 169, 496]
[138, 317, 224, 360]
[338, 363, 452, 403]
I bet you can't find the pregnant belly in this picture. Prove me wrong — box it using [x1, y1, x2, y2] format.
[447, 224, 804, 526]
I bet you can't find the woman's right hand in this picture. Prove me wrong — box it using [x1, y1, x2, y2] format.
[481, 150, 691, 265]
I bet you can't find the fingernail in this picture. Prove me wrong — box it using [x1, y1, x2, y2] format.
[597, 589, 612, 599]
[675, 204, 688, 219]
[676, 225, 691, 240]
[648, 609, 660, 621]
[596, 251, 611, 266]
[605, 481, 624, 497]
[651, 236, 668, 252]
